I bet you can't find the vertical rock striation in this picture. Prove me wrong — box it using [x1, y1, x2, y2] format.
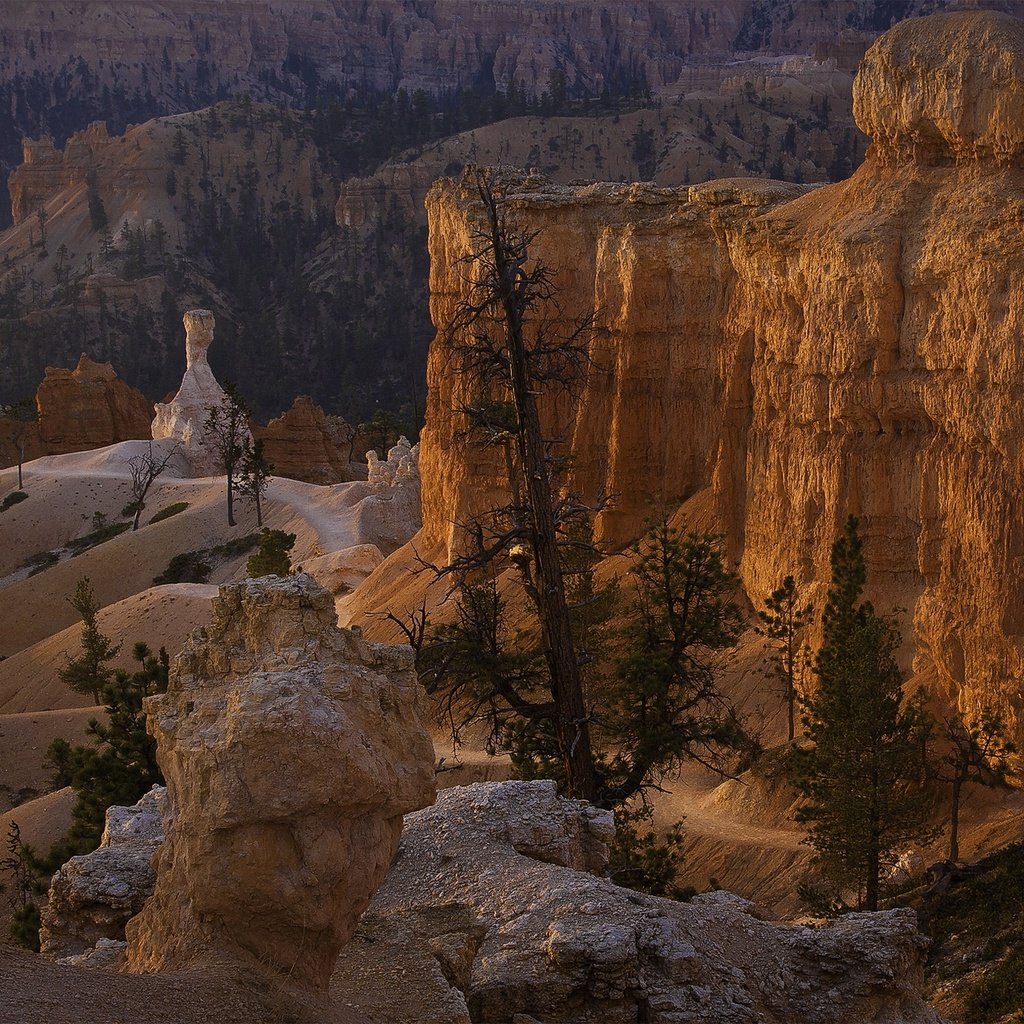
[123, 574, 435, 995]
[404, 11, 1024, 741]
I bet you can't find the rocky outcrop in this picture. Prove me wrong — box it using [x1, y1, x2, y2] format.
[151, 310, 249, 476]
[372, 10, 1024, 744]
[35, 353, 153, 452]
[0, 353, 152, 469]
[357, 436, 422, 554]
[39, 787, 165, 963]
[367, 435, 419, 491]
[123, 574, 436, 996]
[334, 780, 946, 1024]
[8, 122, 116, 224]
[31, 777, 946, 1022]
[253, 395, 358, 484]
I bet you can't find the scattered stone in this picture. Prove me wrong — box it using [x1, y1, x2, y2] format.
[335, 781, 948, 1024]
[39, 787, 165, 962]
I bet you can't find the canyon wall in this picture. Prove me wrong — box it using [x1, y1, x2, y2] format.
[2, 1, 986, 101]
[407, 11, 1024, 740]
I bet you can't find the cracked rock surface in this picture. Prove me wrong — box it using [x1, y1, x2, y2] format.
[334, 781, 947, 1024]
[122, 573, 436, 996]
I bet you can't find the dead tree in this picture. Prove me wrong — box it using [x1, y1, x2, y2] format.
[127, 440, 180, 530]
[935, 707, 1016, 862]
[3, 397, 37, 491]
[432, 167, 600, 801]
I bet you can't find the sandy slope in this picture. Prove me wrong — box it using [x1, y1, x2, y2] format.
[0, 585, 217, 713]
[0, 710, 96, 811]
[0, 441, 402, 657]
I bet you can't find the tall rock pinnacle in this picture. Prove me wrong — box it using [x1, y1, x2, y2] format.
[151, 310, 250, 475]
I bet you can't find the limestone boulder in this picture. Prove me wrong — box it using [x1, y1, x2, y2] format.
[152, 309, 251, 476]
[39, 787, 165, 962]
[123, 573, 436, 995]
[335, 780, 947, 1024]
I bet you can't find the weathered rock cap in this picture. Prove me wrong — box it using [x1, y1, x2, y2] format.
[854, 11, 1024, 165]
[182, 308, 214, 368]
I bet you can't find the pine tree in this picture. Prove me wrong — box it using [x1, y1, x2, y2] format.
[795, 515, 932, 912]
[45, 643, 168, 863]
[757, 575, 813, 742]
[59, 578, 120, 703]
[246, 528, 295, 578]
[238, 438, 272, 526]
[602, 522, 745, 803]
[0, 822, 42, 950]
[203, 382, 250, 527]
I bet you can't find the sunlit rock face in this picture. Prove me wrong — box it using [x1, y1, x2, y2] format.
[123, 573, 436, 994]
[409, 11, 1024, 743]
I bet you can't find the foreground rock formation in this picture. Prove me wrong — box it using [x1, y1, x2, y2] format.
[152, 310, 250, 475]
[337, 781, 946, 1023]
[374, 10, 1024, 744]
[40, 788, 165, 965]
[122, 574, 435, 995]
[37, 779, 946, 1023]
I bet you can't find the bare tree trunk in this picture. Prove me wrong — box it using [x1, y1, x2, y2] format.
[227, 473, 236, 527]
[482, 187, 597, 802]
[949, 775, 962, 863]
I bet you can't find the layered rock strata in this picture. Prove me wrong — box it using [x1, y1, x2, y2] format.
[8, 122, 115, 225]
[1, 0, 942, 111]
[399, 10, 1024, 741]
[36, 353, 153, 453]
[0, 353, 152, 469]
[334, 780, 946, 1024]
[151, 310, 250, 476]
[123, 574, 436, 994]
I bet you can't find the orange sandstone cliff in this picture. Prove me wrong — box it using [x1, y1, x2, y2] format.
[356, 11, 1024, 743]
[0, 354, 152, 467]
